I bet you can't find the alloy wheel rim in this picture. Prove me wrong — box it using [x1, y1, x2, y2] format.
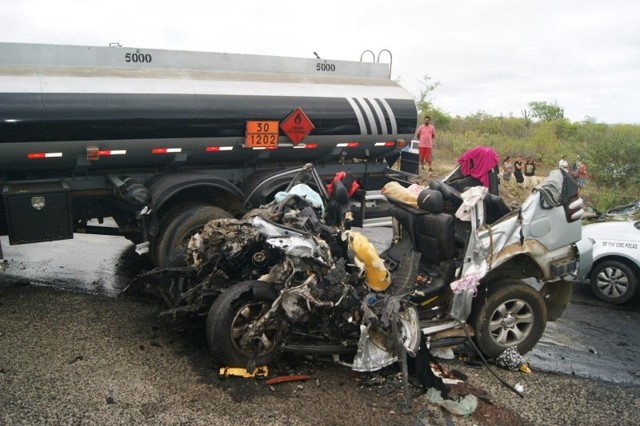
[488, 299, 534, 347]
[230, 301, 277, 357]
[596, 267, 629, 298]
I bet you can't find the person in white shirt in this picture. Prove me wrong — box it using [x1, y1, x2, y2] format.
[558, 155, 570, 174]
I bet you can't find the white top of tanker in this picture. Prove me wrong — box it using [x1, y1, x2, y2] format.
[0, 42, 391, 80]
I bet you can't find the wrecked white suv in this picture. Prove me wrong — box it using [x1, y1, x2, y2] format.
[385, 151, 593, 358]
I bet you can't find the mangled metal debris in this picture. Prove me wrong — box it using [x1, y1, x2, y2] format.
[128, 153, 589, 408]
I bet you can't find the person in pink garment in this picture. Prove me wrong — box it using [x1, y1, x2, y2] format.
[416, 116, 436, 171]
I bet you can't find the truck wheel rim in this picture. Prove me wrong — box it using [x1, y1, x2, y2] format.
[231, 301, 277, 357]
[596, 267, 629, 298]
[488, 299, 534, 347]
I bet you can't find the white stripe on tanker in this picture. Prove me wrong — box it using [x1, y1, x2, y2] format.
[377, 98, 398, 135]
[368, 99, 389, 135]
[355, 97, 379, 135]
[0, 73, 408, 99]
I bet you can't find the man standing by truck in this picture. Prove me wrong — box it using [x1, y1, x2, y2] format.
[416, 116, 436, 172]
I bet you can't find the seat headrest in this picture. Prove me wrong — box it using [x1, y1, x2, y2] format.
[417, 188, 443, 213]
[428, 180, 463, 208]
[331, 180, 350, 206]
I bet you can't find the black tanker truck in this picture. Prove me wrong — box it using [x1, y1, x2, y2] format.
[0, 42, 417, 268]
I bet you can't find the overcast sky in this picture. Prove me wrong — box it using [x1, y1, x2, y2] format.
[2, 0, 639, 124]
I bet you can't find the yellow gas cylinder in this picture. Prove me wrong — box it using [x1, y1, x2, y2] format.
[346, 231, 391, 292]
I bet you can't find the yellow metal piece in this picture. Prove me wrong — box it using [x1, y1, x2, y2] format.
[420, 296, 439, 306]
[347, 231, 391, 291]
[519, 364, 532, 374]
[219, 366, 269, 379]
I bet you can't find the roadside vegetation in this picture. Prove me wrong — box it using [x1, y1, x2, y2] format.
[415, 75, 640, 212]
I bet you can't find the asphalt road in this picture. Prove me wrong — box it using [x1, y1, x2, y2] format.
[1, 232, 639, 424]
[2, 231, 640, 386]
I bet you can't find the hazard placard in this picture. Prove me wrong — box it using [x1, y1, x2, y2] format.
[245, 121, 279, 148]
[280, 108, 314, 145]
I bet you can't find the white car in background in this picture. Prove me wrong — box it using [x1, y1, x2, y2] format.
[581, 220, 640, 304]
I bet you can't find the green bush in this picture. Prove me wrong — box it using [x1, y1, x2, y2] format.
[420, 98, 637, 211]
[580, 185, 640, 213]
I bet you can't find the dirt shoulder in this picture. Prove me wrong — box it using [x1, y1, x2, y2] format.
[1, 282, 638, 425]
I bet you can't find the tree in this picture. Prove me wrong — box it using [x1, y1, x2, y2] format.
[527, 101, 565, 122]
[413, 74, 451, 130]
[585, 124, 640, 191]
[428, 107, 452, 130]
[528, 122, 559, 161]
[465, 111, 500, 135]
[415, 74, 441, 119]
[521, 109, 532, 136]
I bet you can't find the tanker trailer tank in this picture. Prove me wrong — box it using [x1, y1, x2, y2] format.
[0, 42, 417, 268]
[0, 42, 417, 174]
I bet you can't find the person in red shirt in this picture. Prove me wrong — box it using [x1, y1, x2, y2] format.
[416, 116, 436, 171]
[576, 162, 588, 187]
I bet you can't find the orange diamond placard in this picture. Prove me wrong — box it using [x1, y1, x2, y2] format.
[280, 107, 314, 146]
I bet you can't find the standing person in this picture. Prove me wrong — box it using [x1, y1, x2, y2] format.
[576, 162, 588, 188]
[558, 155, 570, 174]
[524, 156, 536, 188]
[513, 156, 524, 186]
[416, 116, 436, 172]
[572, 156, 580, 176]
[502, 156, 513, 184]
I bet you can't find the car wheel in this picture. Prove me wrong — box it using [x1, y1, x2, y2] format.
[206, 280, 280, 367]
[469, 279, 547, 359]
[590, 260, 638, 304]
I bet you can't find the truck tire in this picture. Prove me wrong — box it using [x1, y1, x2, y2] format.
[469, 279, 547, 359]
[206, 280, 280, 367]
[590, 260, 637, 304]
[154, 204, 231, 267]
[163, 248, 191, 303]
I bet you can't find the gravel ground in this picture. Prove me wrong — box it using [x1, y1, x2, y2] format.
[1, 281, 639, 425]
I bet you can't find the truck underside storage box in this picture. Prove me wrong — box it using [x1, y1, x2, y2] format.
[3, 181, 73, 244]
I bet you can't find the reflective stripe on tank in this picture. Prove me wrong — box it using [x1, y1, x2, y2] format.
[27, 152, 63, 159]
[98, 150, 127, 156]
[206, 146, 234, 152]
[151, 148, 182, 154]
